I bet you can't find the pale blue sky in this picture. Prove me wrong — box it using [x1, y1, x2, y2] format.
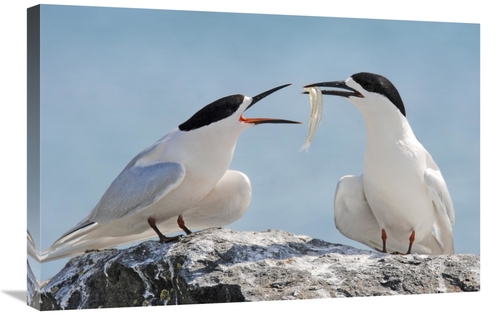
[29, 4, 479, 281]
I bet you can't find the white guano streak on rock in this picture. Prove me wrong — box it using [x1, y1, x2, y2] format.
[103, 254, 120, 278]
[133, 265, 155, 300]
[58, 264, 96, 310]
[164, 250, 178, 305]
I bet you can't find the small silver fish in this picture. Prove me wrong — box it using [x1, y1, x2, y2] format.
[300, 86, 323, 152]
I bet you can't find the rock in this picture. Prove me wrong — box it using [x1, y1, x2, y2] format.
[27, 260, 41, 309]
[28, 228, 480, 310]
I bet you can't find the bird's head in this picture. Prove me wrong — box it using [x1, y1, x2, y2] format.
[304, 72, 406, 118]
[178, 84, 301, 134]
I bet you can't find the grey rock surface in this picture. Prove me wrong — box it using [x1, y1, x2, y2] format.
[27, 260, 41, 309]
[29, 228, 480, 310]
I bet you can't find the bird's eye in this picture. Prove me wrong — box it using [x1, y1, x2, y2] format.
[364, 83, 375, 92]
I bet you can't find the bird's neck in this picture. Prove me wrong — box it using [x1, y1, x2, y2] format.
[362, 111, 416, 144]
[362, 111, 421, 172]
[174, 127, 242, 179]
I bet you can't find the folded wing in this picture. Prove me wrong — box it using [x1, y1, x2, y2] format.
[424, 168, 455, 254]
[41, 161, 186, 262]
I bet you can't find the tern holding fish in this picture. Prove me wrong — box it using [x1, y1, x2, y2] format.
[304, 72, 455, 255]
[33, 84, 300, 262]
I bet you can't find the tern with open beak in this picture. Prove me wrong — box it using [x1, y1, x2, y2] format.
[34, 84, 300, 262]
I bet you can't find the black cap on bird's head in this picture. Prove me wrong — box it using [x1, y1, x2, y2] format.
[179, 84, 301, 131]
[304, 72, 406, 117]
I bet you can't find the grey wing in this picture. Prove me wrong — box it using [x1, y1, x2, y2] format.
[44, 160, 185, 260]
[424, 168, 455, 254]
[87, 161, 186, 224]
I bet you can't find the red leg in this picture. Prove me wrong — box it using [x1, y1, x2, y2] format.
[405, 231, 415, 255]
[177, 215, 192, 235]
[148, 217, 181, 243]
[381, 229, 388, 253]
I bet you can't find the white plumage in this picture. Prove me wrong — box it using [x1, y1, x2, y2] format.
[31, 84, 298, 262]
[305, 72, 454, 254]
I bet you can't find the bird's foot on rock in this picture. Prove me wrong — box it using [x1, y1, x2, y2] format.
[158, 234, 182, 243]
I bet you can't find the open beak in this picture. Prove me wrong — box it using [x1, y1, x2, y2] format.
[240, 84, 302, 125]
[303, 81, 363, 98]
